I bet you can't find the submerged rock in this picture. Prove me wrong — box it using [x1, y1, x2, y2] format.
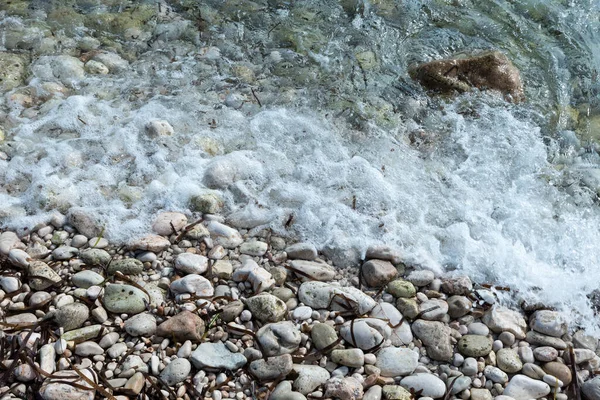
[410, 51, 524, 102]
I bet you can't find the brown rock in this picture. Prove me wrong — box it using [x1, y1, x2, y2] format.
[543, 361, 572, 386]
[410, 51, 524, 102]
[156, 311, 205, 342]
[361, 259, 398, 287]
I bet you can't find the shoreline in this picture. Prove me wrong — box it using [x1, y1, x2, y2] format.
[0, 211, 598, 400]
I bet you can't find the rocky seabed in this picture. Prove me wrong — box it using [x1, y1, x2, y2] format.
[0, 211, 599, 400]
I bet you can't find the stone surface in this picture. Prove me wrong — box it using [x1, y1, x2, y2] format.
[529, 310, 567, 338]
[129, 234, 171, 252]
[159, 358, 191, 386]
[497, 348, 524, 373]
[124, 312, 156, 337]
[28, 261, 62, 290]
[71, 270, 105, 288]
[190, 342, 247, 370]
[311, 323, 339, 350]
[289, 260, 336, 282]
[440, 276, 473, 295]
[107, 258, 144, 276]
[298, 281, 377, 315]
[174, 253, 208, 274]
[400, 373, 446, 398]
[232, 259, 275, 293]
[52, 302, 89, 332]
[285, 242, 318, 260]
[582, 376, 600, 400]
[39, 368, 96, 400]
[340, 318, 391, 350]
[411, 319, 453, 361]
[382, 385, 412, 400]
[292, 364, 331, 395]
[61, 325, 102, 343]
[323, 377, 363, 400]
[387, 279, 416, 298]
[503, 374, 551, 400]
[256, 321, 302, 356]
[80, 249, 111, 266]
[482, 305, 527, 339]
[361, 259, 398, 287]
[156, 311, 205, 342]
[249, 354, 293, 382]
[376, 347, 419, 377]
[405, 270, 435, 286]
[170, 274, 214, 297]
[245, 293, 287, 323]
[410, 51, 524, 102]
[331, 349, 364, 367]
[458, 335, 493, 357]
[152, 212, 187, 235]
[102, 284, 149, 314]
[542, 361, 571, 386]
[370, 302, 413, 346]
[525, 330, 567, 349]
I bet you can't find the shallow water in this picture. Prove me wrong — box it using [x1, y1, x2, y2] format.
[2, 0, 600, 332]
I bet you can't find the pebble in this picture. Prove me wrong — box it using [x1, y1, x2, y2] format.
[99, 332, 120, 349]
[468, 322, 490, 336]
[79, 248, 111, 266]
[503, 374, 551, 400]
[419, 299, 449, 321]
[152, 212, 188, 236]
[124, 312, 157, 336]
[497, 348, 523, 373]
[361, 259, 398, 287]
[293, 365, 331, 394]
[28, 261, 62, 290]
[231, 259, 275, 293]
[387, 279, 416, 298]
[71, 270, 105, 288]
[288, 260, 336, 282]
[375, 347, 418, 377]
[159, 358, 191, 385]
[124, 372, 145, 395]
[206, 221, 244, 248]
[107, 342, 128, 359]
[108, 258, 144, 276]
[249, 354, 293, 381]
[533, 346, 558, 362]
[482, 305, 527, 339]
[190, 342, 247, 369]
[257, 321, 302, 356]
[130, 234, 171, 252]
[526, 330, 567, 349]
[39, 368, 97, 400]
[239, 240, 268, 256]
[102, 284, 149, 314]
[75, 341, 104, 356]
[61, 325, 102, 343]
[174, 253, 209, 274]
[245, 292, 287, 322]
[170, 274, 214, 297]
[543, 361, 572, 386]
[156, 310, 206, 342]
[484, 365, 509, 384]
[340, 318, 390, 350]
[457, 335, 493, 357]
[298, 281, 376, 315]
[331, 349, 365, 368]
[52, 302, 90, 331]
[382, 385, 412, 400]
[405, 270, 435, 286]
[311, 322, 339, 350]
[400, 373, 446, 398]
[447, 295, 472, 318]
[292, 305, 313, 320]
[286, 242, 318, 260]
[529, 310, 566, 338]
[412, 319, 454, 361]
[582, 375, 600, 400]
[323, 377, 363, 400]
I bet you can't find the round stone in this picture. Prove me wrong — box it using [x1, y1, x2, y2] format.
[102, 284, 149, 315]
[311, 323, 338, 350]
[458, 335, 493, 357]
[375, 347, 418, 377]
[497, 348, 523, 374]
[159, 358, 191, 386]
[124, 313, 157, 337]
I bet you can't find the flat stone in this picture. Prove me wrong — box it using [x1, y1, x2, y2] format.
[405, 270, 435, 286]
[75, 341, 104, 356]
[152, 212, 187, 236]
[206, 221, 243, 248]
[340, 318, 391, 350]
[382, 385, 412, 400]
[156, 311, 205, 342]
[323, 377, 363, 400]
[440, 276, 473, 295]
[129, 235, 171, 252]
[220, 301, 245, 323]
[124, 372, 145, 395]
[245, 293, 287, 323]
[52, 246, 79, 260]
[124, 313, 156, 337]
[311, 323, 338, 350]
[298, 281, 376, 315]
[361, 259, 398, 287]
[249, 354, 293, 382]
[387, 279, 416, 298]
[470, 388, 493, 400]
[582, 376, 600, 400]
[61, 325, 102, 343]
[411, 319, 453, 361]
[80, 249, 111, 266]
[159, 358, 191, 386]
[419, 299, 449, 321]
[542, 361, 571, 386]
[482, 305, 527, 339]
[71, 270, 104, 289]
[484, 365, 509, 384]
[52, 302, 89, 332]
[331, 349, 364, 367]
[292, 365, 331, 395]
[28, 261, 62, 290]
[366, 245, 402, 264]
[370, 302, 413, 346]
[256, 321, 301, 356]
[107, 342, 128, 359]
[458, 335, 493, 357]
[525, 330, 567, 349]
[285, 243, 318, 260]
[529, 310, 566, 338]
[102, 284, 149, 314]
[170, 274, 214, 297]
[533, 346, 558, 362]
[190, 342, 247, 370]
[503, 374, 551, 400]
[270, 381, 308, 400]
[376, 347, 418, 377]
[107, 258, 144, 276]
[364, 385, 383, 400]
[212, 260, 233, 279]
[400, 373, 446, 398]
[174, 253, 208, 275]
[448, 375, 471, 394]
[39, 368, 96, 400]
[232, 259, 275, 293]
[573, 330, 598, 351]
[240, 240, 268, 256]
[289, 260, 336, 282]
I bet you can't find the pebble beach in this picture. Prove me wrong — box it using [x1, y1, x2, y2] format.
[1, 211, 600, 400]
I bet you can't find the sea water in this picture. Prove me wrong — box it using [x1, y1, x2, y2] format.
[1, 0, 600, 332]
